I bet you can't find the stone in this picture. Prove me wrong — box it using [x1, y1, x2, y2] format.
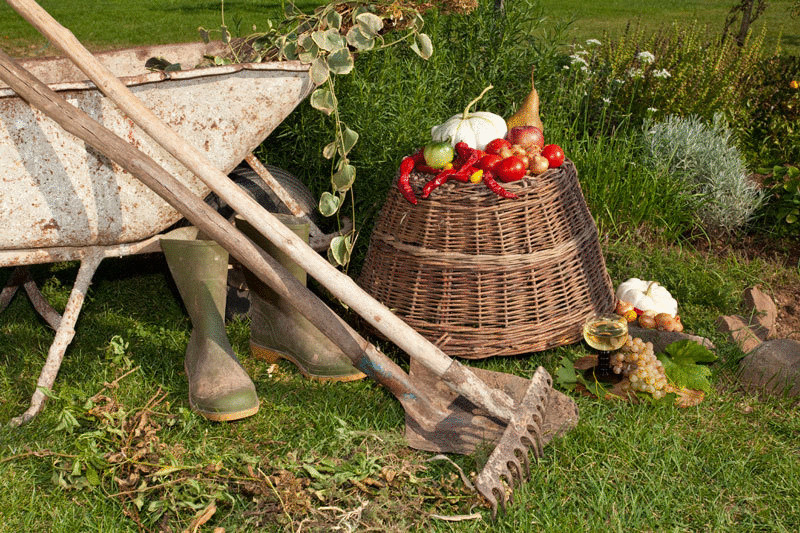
[742, 286, 778, 338]
[628, 325, 715, 355]
[716, 315, 763, 353]
[737, 339, 800, 398]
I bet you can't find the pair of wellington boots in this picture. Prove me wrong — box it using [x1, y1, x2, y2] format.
[161, 218, 363, 422]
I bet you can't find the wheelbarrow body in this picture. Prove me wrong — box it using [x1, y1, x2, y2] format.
[0, 41, 313, 253]
[0, 41, 313, 424]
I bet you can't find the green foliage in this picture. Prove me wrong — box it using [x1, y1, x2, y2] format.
[657, 340, 718, 393]
[640, 114, 763, 233]
[754, 164, 800, 235]
[735, 55, 800, 165]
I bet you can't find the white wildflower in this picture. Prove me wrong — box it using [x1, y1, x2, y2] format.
[581, 65, 588, 72]
[563, 65, 570, 70]
[653, 69, 671, 79]
[586, 38, 602, 46]
[602, 97, 611, 104]
[569, 54, 588, 66]
[627, 67, 643, 79]
[637, 51, 655, 64]
[647, 107, 658, 113]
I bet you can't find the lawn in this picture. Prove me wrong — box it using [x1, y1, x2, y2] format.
[1, 0, 799, 531]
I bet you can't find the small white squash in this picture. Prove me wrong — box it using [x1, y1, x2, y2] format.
[431, 85, 507, 151]
[615, 278, 678, 316]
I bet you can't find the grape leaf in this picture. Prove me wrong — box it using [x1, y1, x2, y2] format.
[555, 356, 578, 391]
[657, 340, 717, 393]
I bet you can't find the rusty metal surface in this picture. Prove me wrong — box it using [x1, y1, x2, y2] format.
[0, 42, 312, 253]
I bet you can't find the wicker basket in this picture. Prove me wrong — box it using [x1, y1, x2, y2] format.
[357, 159, 615, 359]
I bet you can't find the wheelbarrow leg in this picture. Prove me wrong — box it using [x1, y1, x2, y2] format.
[1, 267, 63, 329]
[8, 251, 103, 426]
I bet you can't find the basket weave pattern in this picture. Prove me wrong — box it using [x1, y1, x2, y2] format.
[358, 160, 615, 359]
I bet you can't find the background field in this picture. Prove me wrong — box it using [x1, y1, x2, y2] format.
[1, 0, 798, 56]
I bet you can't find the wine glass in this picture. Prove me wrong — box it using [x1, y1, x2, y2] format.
[582, 313, 628, 381]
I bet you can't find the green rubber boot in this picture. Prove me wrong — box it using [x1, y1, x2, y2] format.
[235, 215, 365, 382]
[161, 237, 259, 421]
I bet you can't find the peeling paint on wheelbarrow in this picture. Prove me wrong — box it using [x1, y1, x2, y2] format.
[0, 41, 313, 254]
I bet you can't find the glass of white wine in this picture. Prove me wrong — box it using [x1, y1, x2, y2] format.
[582, 313, 628, 380]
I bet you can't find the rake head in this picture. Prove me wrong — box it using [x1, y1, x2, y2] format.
[404, 361, 576, 518]
[473, 366, 551, 516]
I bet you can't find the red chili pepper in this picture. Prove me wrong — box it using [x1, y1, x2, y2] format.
[397, 150, 426, 205]
[421, 168, 457, 198]
[483, 170, 518, 199]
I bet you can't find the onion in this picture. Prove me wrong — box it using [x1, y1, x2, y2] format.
[530, 155, 549, 175]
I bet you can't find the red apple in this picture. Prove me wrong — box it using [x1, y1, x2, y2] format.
[506, 126, 544, 150]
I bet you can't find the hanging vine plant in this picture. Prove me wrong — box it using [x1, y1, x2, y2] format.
[197, 1, 436, 269]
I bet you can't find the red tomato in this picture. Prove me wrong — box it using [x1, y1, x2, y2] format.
[484, 138, 512, 155]
[476, 154, 503, 172]
[495, 156, 526, 182]
[541, 144, 565, 168]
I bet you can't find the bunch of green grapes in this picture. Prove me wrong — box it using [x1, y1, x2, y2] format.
[610, 335, 670, 399]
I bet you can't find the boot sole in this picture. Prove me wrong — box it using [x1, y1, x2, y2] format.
[251, 342, 366, 383]
[189, 398, 260, 422]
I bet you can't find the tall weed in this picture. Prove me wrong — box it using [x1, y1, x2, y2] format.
[555, 22, 769, 134]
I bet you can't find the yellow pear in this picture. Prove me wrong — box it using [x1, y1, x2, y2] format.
[506, 65, 543, 132]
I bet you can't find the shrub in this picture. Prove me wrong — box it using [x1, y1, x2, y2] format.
[641, 115, 762, 234]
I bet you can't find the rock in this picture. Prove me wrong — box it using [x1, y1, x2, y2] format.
[742, 287, 777, 338]
[737, 339, 800, 398]
[628, 325, 715, 354]
[716, 315, 763, 353]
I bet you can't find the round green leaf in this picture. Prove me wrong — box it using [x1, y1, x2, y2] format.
[332, 164, 356, 192]
[410, 33, 433, 60]
[326, 49, 354, 75]
[328, 235, 353, 266]
[310, 57, 330, 85]
[310, 87, 335, 115]
[325, 9, 342, 30]
[318, 191, 341, 217]
[322, 141, 337, 159]
[346, 27, 375, 51]
[312, 28, 346, 52]
[356, 12, 384, 37]
[341, 127, 359, 155]
[281, 39, 299, 60]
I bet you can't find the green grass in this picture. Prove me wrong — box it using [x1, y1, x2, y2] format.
[538, 0, 799, 56]
[0, 0, 326, 56]
[1, 243, 798, 531]
[1, 0, 800, 530]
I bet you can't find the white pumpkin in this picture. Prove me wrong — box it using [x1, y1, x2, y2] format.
[615, 278, 678, 316]
[431, 86, 507, 151]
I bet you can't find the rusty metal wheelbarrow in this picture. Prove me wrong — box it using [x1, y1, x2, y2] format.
[1, 0, 579, 514]
[0, 40, 346, 422]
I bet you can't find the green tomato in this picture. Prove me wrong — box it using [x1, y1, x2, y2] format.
[423, 142, 455, 169]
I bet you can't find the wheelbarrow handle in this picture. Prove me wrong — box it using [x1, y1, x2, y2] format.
[6, 0, 517, 422]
